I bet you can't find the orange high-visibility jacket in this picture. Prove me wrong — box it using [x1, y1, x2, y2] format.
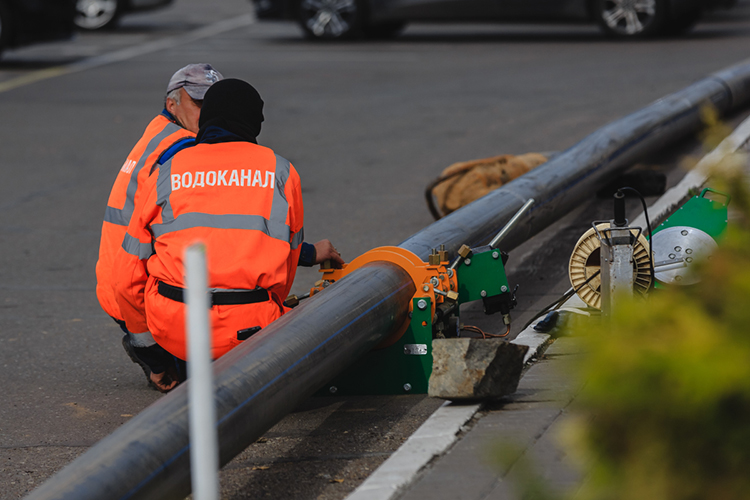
[114, 141, 304, 360]
[95, 113, 194, 321]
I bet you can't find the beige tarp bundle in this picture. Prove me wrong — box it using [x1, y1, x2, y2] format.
[426, 153, 548, 219]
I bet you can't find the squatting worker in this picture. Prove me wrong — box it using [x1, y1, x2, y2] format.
[114, 78, 344, 369]
[96, 64, 223, 392]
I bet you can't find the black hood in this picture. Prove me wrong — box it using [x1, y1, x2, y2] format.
[196, 78, 264, 144]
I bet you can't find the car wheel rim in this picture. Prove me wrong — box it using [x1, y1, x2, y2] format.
[75, 0, 118, 29]
[601, 0, 657, 35]
[300, 0, 357, 38]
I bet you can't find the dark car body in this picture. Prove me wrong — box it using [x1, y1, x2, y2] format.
[0, 0, 76, 53]
[253, 0, 737, 39]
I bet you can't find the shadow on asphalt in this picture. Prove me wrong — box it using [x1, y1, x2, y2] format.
[263, 27, 748, 46]
[221, 394, 435, 499]
[112, 22, 205, 33]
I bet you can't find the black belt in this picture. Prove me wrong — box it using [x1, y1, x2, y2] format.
[157, 281, 270, 306]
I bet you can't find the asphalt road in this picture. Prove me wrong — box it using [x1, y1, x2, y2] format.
[1, 1, 750, 498]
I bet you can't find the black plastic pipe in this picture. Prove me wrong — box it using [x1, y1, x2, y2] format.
[26, 263, 415, 500]
[26, 59, 750, 500]
[402, 60, 750, 258]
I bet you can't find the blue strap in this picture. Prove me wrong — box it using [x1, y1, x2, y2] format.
[160, 108, 176, 122]
[157, 137, 196, 165]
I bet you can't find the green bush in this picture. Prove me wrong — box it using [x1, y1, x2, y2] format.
[567, 158, 750, 500]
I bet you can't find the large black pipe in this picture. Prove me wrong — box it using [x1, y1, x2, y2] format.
[26, 60, 750, 500]
[402, 60, 750, 258]
[27, 264, 415, 500]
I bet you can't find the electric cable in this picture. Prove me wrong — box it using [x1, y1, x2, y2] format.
[617, 186, 655, 284]
[460, 324, 510, 339]
[520, 270, 601, 331]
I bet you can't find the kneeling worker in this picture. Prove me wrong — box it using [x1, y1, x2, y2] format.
[96, 63, 223, 392]
[114, 79, 343, 374]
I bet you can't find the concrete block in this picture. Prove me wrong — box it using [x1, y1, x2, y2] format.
[429, 339, 529, 401]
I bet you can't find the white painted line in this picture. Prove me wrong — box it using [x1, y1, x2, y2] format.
[632, 114, 750, 229]
[0, 13, 255, 94]
[346, 401, 481, 500]
[345, 327, 554, 500]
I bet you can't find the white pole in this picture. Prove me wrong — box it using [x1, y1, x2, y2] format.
[185, 243, 220, 500]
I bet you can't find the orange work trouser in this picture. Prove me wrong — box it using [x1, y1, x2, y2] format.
[143, 275, 284, 361]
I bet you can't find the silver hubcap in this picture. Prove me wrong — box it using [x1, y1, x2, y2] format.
[75, 0, 118, 29]
[601, 0, 657, 35]
[301, 0, 356, 37]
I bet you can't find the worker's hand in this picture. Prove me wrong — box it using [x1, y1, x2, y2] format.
[149, 369, 179, 393]
[314, 239, 344, 269]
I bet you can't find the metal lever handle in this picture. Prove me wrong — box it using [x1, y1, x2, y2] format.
[489, 198, 535, 249]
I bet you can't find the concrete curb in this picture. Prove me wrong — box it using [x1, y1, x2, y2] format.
[344, 327, 552, 500]
[511, 327, 552, 365]
[632, 114, 750, 229]
[344, 401, 480, 500]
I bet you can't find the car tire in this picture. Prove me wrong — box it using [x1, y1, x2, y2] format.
[75, 0, 122, 31]
[594, 0, 668, 38]
[298, 0, 365, 40]
[363, 21, 406, 39]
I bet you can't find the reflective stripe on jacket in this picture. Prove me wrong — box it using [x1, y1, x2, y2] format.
[114, 141, 304, 360]
[95, 113, 194, 321]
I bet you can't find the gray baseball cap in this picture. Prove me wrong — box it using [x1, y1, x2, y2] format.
[166, 63, 223, 100]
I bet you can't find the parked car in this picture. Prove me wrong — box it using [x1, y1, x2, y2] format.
[251, 0, 738, 40]
[74, 0, 173, 31]
[0, 0, 76, 58]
